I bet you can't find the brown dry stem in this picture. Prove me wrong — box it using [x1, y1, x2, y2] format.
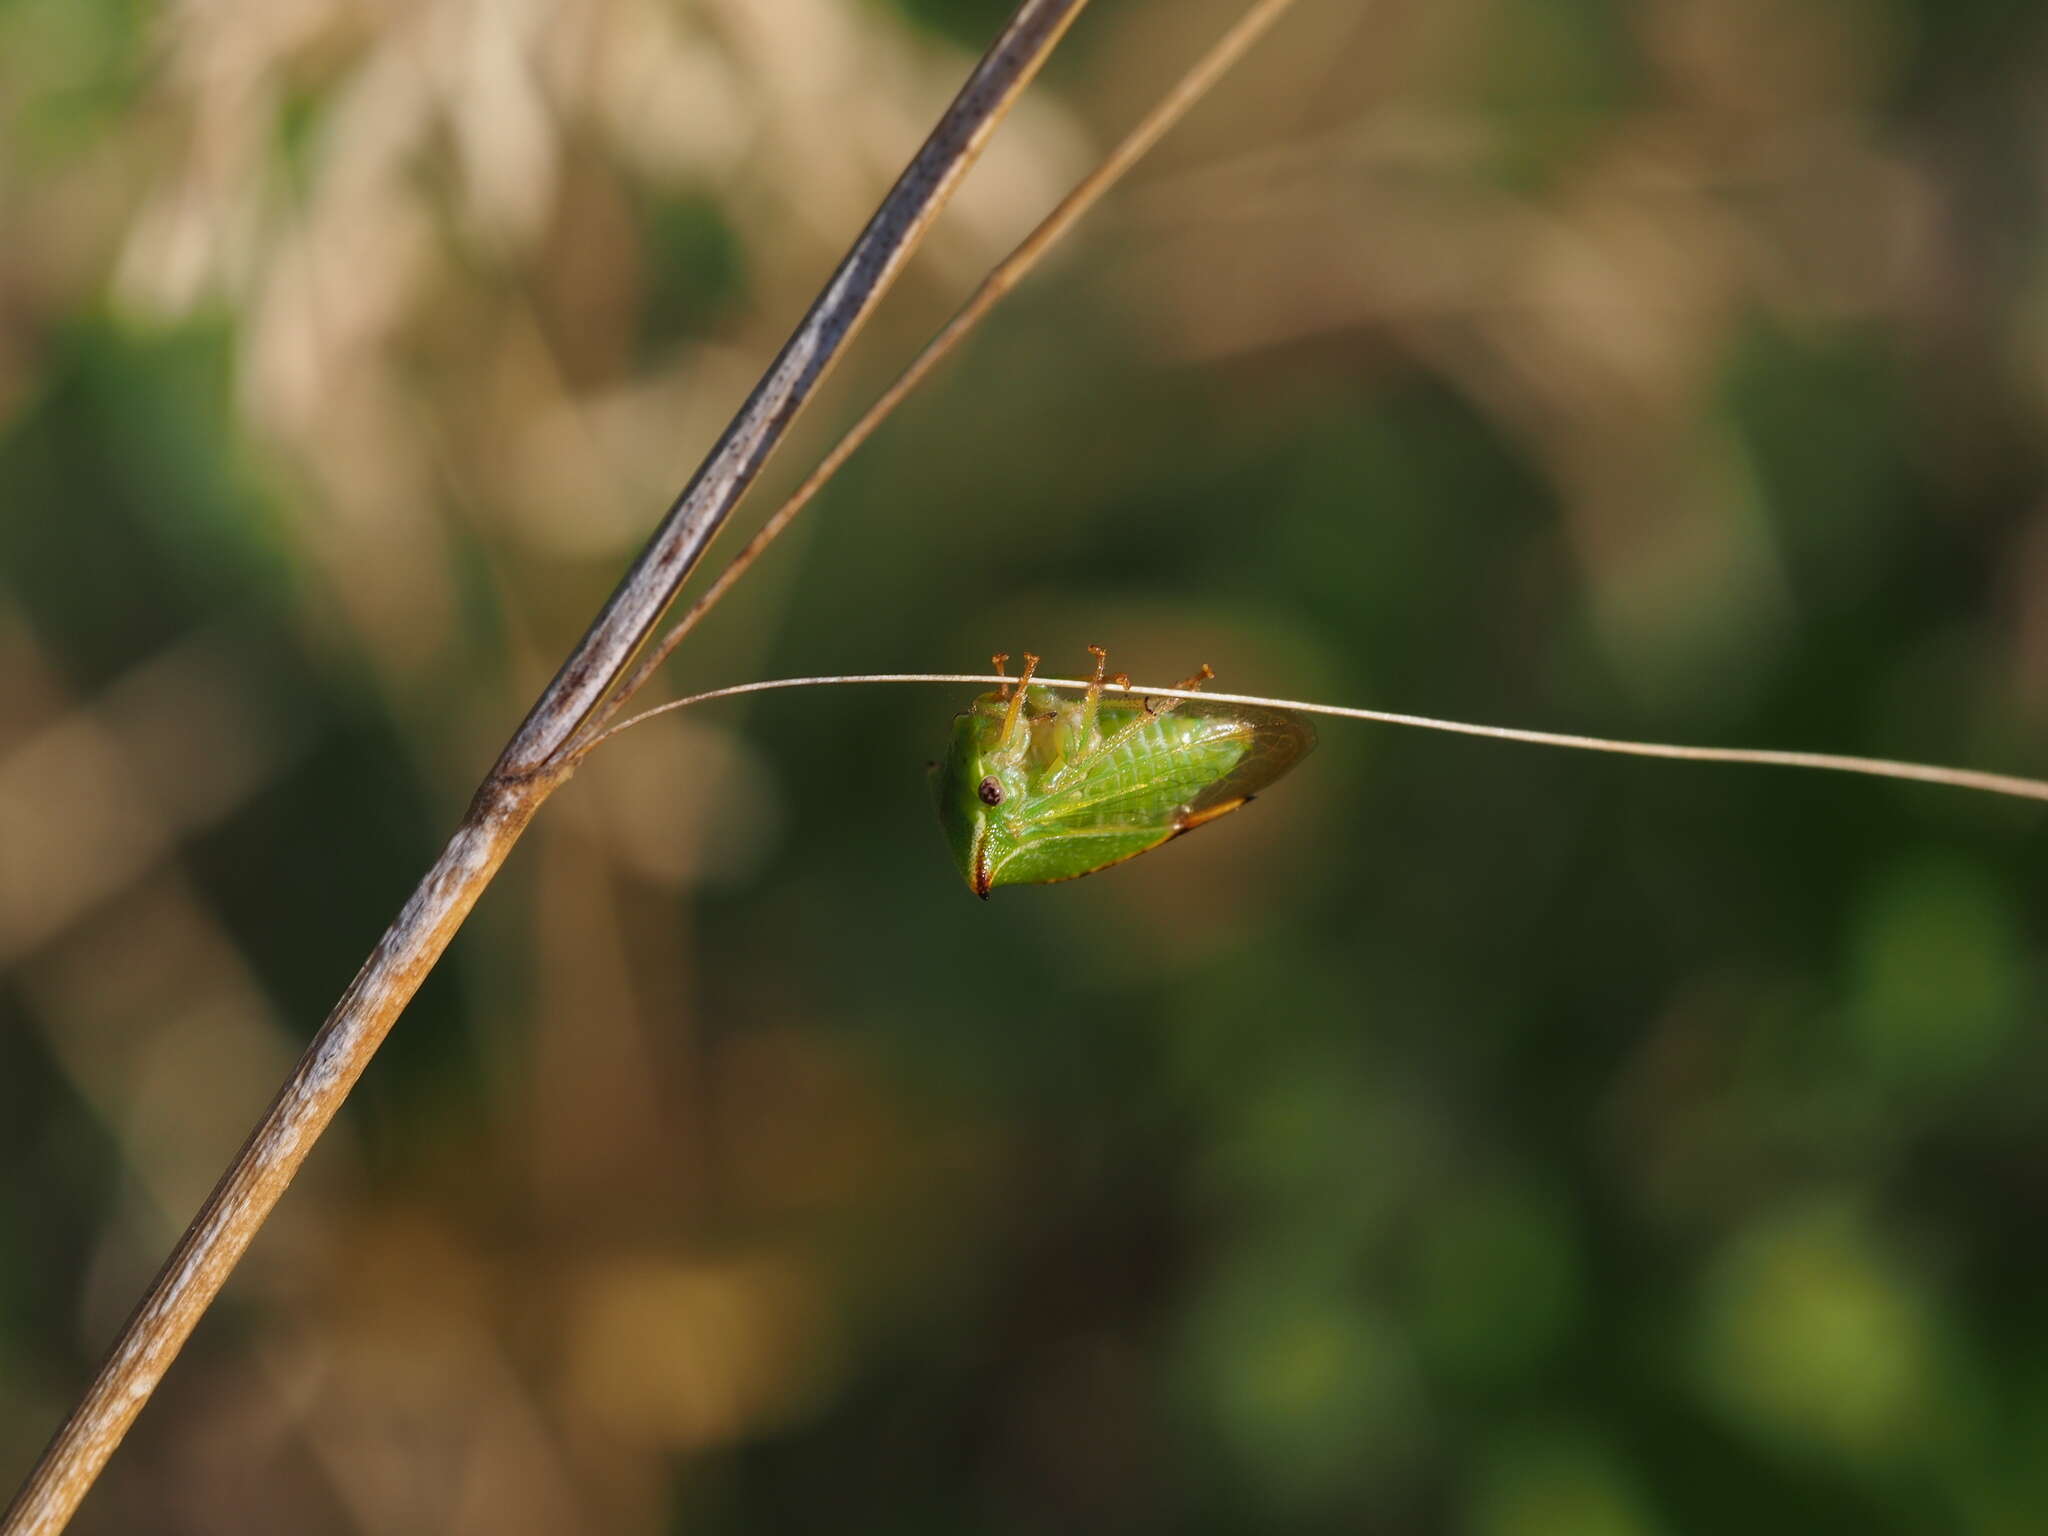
[0, 3, 1094, 1528]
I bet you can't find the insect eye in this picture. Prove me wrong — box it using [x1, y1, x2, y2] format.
[977, 776, 1005, 806]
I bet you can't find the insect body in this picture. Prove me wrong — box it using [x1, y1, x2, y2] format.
[934, 647, 1316, 897]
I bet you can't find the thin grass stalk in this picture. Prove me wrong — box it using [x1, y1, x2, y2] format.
[588, 673, 2048, 804]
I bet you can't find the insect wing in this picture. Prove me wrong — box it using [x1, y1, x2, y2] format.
[1176, 700, 1316, 824]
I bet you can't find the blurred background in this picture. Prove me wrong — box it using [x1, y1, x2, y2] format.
[4, 0, 2048, 1530]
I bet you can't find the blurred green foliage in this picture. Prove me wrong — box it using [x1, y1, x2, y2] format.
[4, 0, 2048, 1533]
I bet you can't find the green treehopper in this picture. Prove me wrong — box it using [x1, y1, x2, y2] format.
[933, 647, 1317, 897]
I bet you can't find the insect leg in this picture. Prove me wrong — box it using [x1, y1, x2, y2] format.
[997, 651, 1039, 751]
[1080, 660, 1219, 773]
[1037, 643, 1114, 791]
[1077, 644, 1108, 753]
[1140, 662, 1214, 718]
